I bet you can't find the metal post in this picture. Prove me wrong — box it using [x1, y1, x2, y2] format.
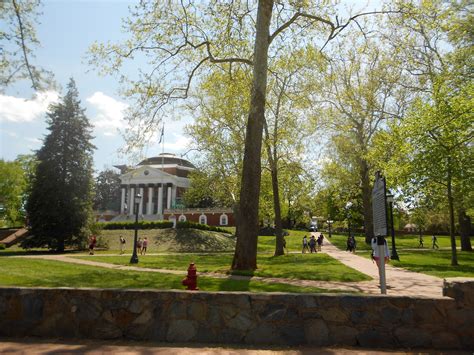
[388, 197, 399, 261]
[130, 194, 141, 264]
[377, 236, 387, 294]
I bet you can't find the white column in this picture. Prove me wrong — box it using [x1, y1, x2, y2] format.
[147, 186, 153, 215]
[139, 187, 144, 215]
[157, 186, 163, 215]
[120, 187, 126, 214]
[172, 185, 177, 207]
[129, 187, 135, 215]
[167, 185, 172, 209]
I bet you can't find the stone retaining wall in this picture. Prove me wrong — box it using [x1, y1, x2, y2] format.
[1, 287, 473, 349]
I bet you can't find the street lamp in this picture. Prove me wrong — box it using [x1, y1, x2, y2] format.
[345, 201, 353, 238]
[327, 218, 334, 238]
[130, 193, 142, 264]
[386, 193, 399, 261]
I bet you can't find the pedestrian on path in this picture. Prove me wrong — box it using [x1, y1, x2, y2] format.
[432, 235, 439, 249]
[309, 235, 317, 253]
[141, 237, 148, 255]
[346, 235, 354, 253]
[137, 237, 143, 255]
[302, 235, 309, 253]
[119, 236, 126, 254]
[418, 235, 424, 248]
[89, 235, 97, 255]
[371, 237, 389, 267]
[317, 234, 323, 251]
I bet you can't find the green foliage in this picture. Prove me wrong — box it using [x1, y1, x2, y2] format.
[96, 220, 173, 230]
[0, 243, 5, 250]
[93, 168, 121, 211]
[0, 159, 27, 226]
[24, 78, 95, 251]
[0, 0, 55, 91]
[176, 221, 231, 234]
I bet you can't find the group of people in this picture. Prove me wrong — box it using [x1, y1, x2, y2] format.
[418, 235, 439, 249]
[302, 233, 324, 253]
[119, 236, 148, 255]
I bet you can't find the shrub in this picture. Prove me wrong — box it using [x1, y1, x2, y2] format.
[176, 221, 232, 234]
[0, 243, 5, 250]
[94, 220, 174, 230]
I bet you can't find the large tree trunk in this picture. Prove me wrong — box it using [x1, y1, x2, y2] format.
[447, 157, 458, 266]
[232, 0, 273, 270]
[360, 159, 374, 244]
[270, 164, 284, 256]
[458, 209, 472, 251]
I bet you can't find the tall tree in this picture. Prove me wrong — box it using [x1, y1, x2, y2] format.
[25, 79, 95, 251]
[316, 34, 407, 242]
[0, 0, 54, 91]
[89, 1, 396, 270]
[379, 0, 474, 264]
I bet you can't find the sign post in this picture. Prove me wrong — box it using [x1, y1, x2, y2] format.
[372, 171, 388, 294]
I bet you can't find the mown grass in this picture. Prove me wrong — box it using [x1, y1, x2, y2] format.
[0, 258, 344, 293]
[329, 233, 474, 278]
[75, 252, 371, 282]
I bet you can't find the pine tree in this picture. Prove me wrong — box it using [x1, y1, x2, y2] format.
[25, 78, 95, 251]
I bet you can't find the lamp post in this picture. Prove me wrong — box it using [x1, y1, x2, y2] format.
[327, 218, 334, 238]
[130, 193, 142, 264]
[345, 201, 353, 238]
[386, 193, 399, 261]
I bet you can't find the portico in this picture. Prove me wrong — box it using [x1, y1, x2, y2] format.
[117, 154, 194, 220]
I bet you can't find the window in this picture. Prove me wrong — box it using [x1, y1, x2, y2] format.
[199, 214, 207, 225]
[179, 214, 186, 222]
[220, 214, 228, 226]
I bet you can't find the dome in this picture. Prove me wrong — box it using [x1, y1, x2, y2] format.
[138, 153, 195, 169]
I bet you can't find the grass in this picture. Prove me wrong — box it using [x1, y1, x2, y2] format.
[74, 252, 371, 282]
[329, 233, 474, 278]
[0, 257, 345, 293]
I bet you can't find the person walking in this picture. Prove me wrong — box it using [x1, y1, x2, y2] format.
[371, 237, 390, 267]
[302, 235, 309, 254]
[89, 235, 97, 255]
[137, 237, 143, 255]
[317, 234, 324, 252]
[432, 235, 439, 249]
[141, 237, 148, 255]
[418, 235, 424, 248]
[309, 235, 317, 253]
[119, 236, 126, 254]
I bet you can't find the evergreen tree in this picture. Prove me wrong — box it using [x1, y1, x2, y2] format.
[25, 78, 95, 251]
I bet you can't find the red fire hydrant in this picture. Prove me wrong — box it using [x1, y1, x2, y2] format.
[182, 262, 199, 290]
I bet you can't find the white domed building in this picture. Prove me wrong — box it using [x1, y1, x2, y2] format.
[113, 153, 233, 227]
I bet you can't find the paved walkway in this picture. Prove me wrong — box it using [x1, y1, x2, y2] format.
[316, 235, 446, 298]
[4, 338, 466, 355]
[12, 235, 455, 298]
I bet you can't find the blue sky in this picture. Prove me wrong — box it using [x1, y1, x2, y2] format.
[0, 0, 191, 171]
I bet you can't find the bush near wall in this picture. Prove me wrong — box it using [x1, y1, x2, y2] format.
[95, 221, 174, 230]
[176, 221, 232, 234]
[0, 243, 5, 250]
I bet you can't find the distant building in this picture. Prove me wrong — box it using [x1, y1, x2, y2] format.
[113, 153, 234, 227]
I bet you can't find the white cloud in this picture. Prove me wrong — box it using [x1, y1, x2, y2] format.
[87, 91, 128, 136]
[164, 134, 191, 152]
[0, 91, 60, 123]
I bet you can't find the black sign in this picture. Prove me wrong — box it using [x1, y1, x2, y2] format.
[372, 171, 387, 237]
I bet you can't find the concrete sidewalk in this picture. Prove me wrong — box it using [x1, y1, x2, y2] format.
[1, 338, 468, 354]
[318, 236, 447, 298]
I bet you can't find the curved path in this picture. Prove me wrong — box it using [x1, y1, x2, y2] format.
[317, 236, 446, 298]
[12, 235, 451, 298]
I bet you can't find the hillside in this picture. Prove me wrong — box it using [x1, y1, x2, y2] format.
[98, 228, 236, 253]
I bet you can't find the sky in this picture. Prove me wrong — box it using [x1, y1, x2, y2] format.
[0, 0, 192, 171]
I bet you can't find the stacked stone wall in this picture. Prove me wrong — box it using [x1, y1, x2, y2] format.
[0, 287, 472, 349]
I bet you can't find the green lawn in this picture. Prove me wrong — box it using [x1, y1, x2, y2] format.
[329, 233, 474, 278]
[74, 252, 371, 282]
[0, 257, 344, 293]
